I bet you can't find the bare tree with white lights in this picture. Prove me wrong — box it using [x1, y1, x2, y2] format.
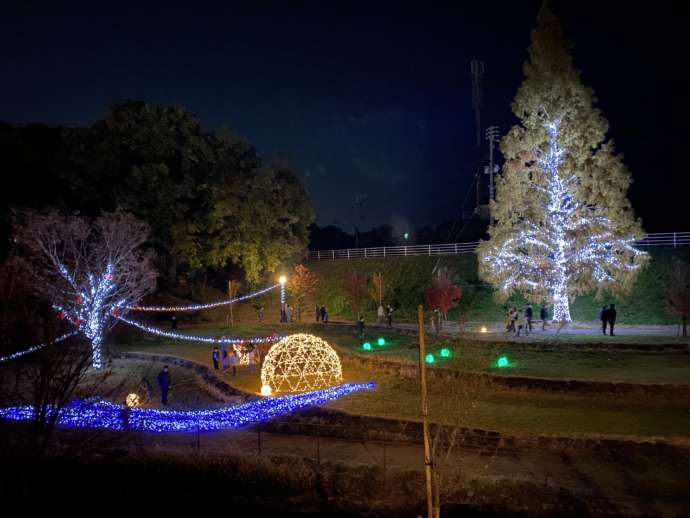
[14, 209, 157, 368]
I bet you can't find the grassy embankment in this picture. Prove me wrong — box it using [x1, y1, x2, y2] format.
[113, 323, 690, 440]
[307, 246, 690, 324]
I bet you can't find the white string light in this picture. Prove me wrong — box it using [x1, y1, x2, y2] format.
[483, 118, 645, 322]
[126, 284, 279, 312]
[115, 314, 284, 345]
[0, 331, 79, 363]
[261, 334, 343, 393]
[53, 262, 128, 369]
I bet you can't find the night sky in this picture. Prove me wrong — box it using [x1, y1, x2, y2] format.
[2, 2, 688, 234]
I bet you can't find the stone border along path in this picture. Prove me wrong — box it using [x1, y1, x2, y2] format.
[114, 351, 690, 451]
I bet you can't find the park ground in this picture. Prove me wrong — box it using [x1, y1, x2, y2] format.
[2, 284, 690, 515]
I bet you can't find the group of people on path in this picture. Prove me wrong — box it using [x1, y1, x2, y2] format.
[212, 341, 259, 375]
[599, 304, 617, 336]
[280, 303, 293, 323]
[315, 304, 329, 324]
[506, 304, 549, 336]
[376, 304, 395, 328]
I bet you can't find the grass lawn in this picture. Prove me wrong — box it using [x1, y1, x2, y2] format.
[112, 323, 690, 440]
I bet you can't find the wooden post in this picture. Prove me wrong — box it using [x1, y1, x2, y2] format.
[417, 305, 435, 518]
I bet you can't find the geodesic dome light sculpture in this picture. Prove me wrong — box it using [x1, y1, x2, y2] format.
[261, 333, 343, 393]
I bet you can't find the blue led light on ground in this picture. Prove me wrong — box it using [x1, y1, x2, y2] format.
[0, 382, 375, 433]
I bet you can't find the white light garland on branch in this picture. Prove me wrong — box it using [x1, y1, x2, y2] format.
[0, 331, 79, 363]
[483, 118, 646, 322]
[116, 315, 284, 345]
[126, 284, 279, 312]
[53, 262, 128, 369]
[261, 334, 343, 393]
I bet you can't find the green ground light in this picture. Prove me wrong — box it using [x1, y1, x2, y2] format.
[377, 337, 386, 346]
[425, 353, 435, 364]
[362, 342, 372, 351]
[440, 348, 451, 357]
[496, 356, 510, 368]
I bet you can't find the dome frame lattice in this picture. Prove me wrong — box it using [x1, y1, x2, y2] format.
[261, 333, 343, 393]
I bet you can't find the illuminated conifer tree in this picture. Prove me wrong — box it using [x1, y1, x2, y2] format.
[478, 4, 647, 321]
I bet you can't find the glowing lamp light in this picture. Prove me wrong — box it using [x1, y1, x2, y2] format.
[362, 342, 372, 351]
[480, 326, 488, 333]
[377, 337, 385, 346]
[403, 232, 409, 240]
[496, 356, 510, 368]
[425, 353, 435, 364]
[440, 348, 451, 358]
[125, 393, 140, 408]
[279, 275, 287, 285]
[260, 385, 272, 396]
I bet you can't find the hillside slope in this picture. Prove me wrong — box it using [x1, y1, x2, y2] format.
[306, 247, 690, 325]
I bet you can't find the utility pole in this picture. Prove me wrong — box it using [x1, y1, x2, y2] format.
[417, 305, 436, 518]
[485, 126, 500, 204]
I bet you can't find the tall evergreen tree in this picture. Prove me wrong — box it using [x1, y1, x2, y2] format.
[478, 3, 647, 321]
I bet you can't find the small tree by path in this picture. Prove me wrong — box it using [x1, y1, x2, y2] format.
[227, 279, 241, 326]
[369, 272, 385, 307]
[425, 268, 462, 331]
[287, 264, 319, 323]
[13, 209, 157, 368]
[667, 258, 690, 337]
[343, 271, 368, 322]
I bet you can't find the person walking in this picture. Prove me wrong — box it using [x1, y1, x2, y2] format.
[356, 315, 365, 342]
[221, 348, 230, 372]
[432, 309, 441, 334]
[323, 307, 329, 324]
[377, 304, 385, 325]
[540, 304, 548, 330]
[386, 305, 394, 328]
[522, 309, 530, 336]
[608, 304, 617, 336]
[511, 307, 518, 334]
[230, 349, 238, 376]
[157, 365, 171, 406]
[516, 309, 524, 336]
[525, 304, 533, 333]
[599, 306, 609, 335]
[212, 346, 220, 370]
[286, 304, 293, 323]
[320, 305, 326, 323]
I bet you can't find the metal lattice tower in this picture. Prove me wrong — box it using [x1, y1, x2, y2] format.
[470, 60, 484, 148]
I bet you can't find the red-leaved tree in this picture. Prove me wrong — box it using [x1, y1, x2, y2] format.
[425, 267, 462, 320]
[13, 209, 157, 368]
[667, 258, 690, 337]
[342, 271, 368, 321]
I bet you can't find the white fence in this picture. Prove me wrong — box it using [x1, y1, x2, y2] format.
[306, 232, 690, 261]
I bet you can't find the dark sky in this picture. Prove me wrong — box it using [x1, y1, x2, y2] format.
[1, 2, 688, 233]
